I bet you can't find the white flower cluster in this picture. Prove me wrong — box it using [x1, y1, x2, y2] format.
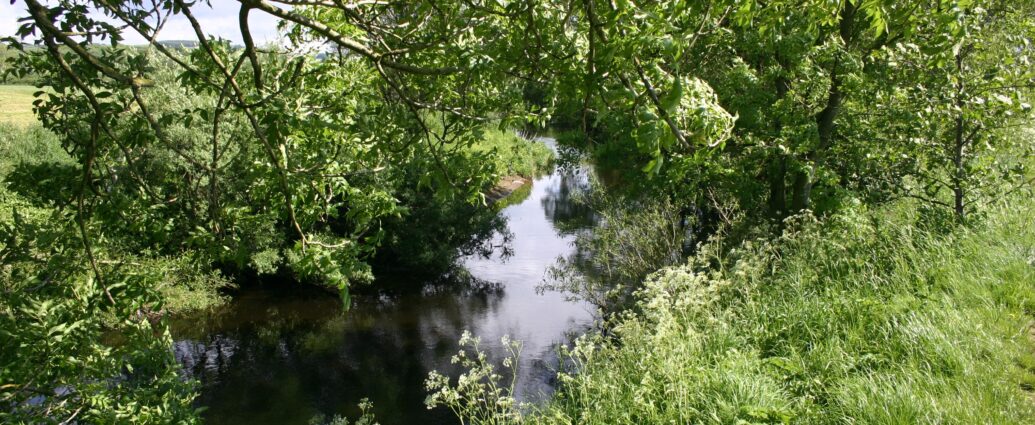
[425, 331, 525, 424]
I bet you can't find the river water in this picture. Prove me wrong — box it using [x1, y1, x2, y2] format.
[170, 138, 597, 424]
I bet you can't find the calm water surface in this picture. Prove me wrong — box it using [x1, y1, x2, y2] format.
[171, 138, 597, 424]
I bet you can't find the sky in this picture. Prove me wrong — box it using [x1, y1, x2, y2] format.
[0, 1, 283, 45]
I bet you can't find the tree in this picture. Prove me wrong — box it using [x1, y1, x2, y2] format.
[874, 0, 1035, 220]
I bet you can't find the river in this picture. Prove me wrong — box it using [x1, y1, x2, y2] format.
[170, 138, 598, 424]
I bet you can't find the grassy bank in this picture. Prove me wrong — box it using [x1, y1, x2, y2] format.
[431, 195, 1035, 424]
[470, 127, 554, 179]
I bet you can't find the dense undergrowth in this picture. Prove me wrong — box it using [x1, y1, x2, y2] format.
[429, 193, 1035, 424]
[0, 122, 235, 313]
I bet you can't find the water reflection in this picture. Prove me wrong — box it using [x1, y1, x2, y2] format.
[171, 138, 597, 425]
[172, 274, 517, 424]
[540, 173, 593, 234]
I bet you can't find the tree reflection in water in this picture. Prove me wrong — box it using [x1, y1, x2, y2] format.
[171, 138, 598, 425]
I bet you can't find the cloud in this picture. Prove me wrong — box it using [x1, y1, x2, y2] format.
[0, 1, 283, 45]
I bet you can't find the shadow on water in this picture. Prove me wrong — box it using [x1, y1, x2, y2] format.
[171, 137, 599, 425]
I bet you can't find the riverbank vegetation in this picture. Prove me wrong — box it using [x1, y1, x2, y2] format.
[431, 194, 1035, 423]
[425, 0, 1035, 423]
[2, 0, 1034, 423]
[0, 85, 551, 421]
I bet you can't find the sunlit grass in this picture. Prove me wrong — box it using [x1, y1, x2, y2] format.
[430, 193, 1035, 424]
[0, 84, 39, 126]
[469, 127, 554, 178]
[535, 198, 1035, 424]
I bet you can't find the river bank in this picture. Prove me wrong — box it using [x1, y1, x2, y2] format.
[486, 175, 530, 204]
[429, 193, 1035, 424]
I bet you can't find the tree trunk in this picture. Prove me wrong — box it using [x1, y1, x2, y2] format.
[952, 101, 966, 220]
[801, 72, 843, 210]
[790, 168, 810, 211]
[952, 48, 967, 221]
[768, 155, 787, 218]
[768, 67, 791, 219]
[795, 2, 856, 212]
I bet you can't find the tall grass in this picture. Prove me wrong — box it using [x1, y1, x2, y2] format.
[0, 122, 68, 174]
[543, 184, 686, 310]
[0, 122, 68, 226]
[430, 196, 1035, 424]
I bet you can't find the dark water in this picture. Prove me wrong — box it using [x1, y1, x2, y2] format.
[171, 138, 597, 424]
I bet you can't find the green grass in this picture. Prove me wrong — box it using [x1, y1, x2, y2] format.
[144, 254, 235, 314]
[431, 193, 1035, 424]
[0, 85, 39, 127]
[0, 122, 68, 173]
[0, 122, 70, 226]
[528, 198, 1035, 424]
[469, 127, 553, 178]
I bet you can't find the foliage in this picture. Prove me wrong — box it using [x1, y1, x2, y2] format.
[870, 1, 1035, 219]
[0, 211, 199, 424]
[0, 45, 38, 85]
[308, 399, 379, 425]
[550, 0, 1034, 224]
[0, 98, 211, 422]
[434, 194, 1035, 424]
[373, 127, 549, 277]
[469, 128, 554, 179]
[533, 0, 742, 205]
[543, 180, 686, 310]
[0, 122, 69, 174]
[144, 253, 234, 314]
[1, 0, 568, 302]
[3, 0, 1035, 422]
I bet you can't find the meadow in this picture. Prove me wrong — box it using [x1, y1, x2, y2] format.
[0, 85, 39, 127]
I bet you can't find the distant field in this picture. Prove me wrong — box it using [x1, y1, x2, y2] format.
[0, 85, 38, 126]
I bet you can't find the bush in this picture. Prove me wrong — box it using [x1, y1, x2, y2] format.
[0, 122, 69, 175]
[373, 128, 552, 278]
[144, 254, 235, 314]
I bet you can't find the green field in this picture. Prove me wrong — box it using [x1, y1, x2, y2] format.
[0, 85, 38, 126]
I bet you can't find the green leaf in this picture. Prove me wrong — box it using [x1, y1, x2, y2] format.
[661, 78, 683, 114]
[339, 283, 351, 311]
